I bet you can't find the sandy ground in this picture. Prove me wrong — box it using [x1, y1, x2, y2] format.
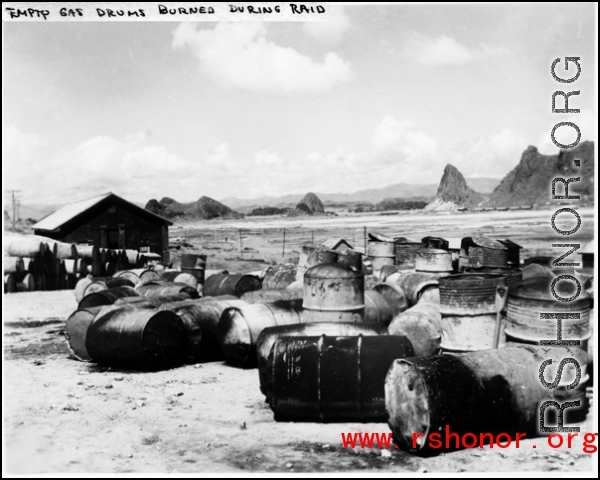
[3, 209, 597, 474]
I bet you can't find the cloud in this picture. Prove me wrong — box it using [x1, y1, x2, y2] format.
[172, 22, 354, 94]
[303, 5, 350, 44]
[401, 34, 509, 66]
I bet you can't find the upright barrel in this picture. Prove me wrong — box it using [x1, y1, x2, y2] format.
[218, 303, 303, 367]
[180, 253, 207, 284]
[368, 241, 395, 271]
[257, 322, 388, 400]
[269, 335, 414, 422]
[86, 307, 188, 370]
[203, 273, 262, 298]
[336, 249, 363, 271]
[395, 239, 426, 269]
[295, 244, 338, 282]
[415, 249, 453, 273]
[302, 264, 365, 323]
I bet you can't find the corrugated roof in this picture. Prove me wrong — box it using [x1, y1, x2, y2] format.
[33, 192, 172, 231]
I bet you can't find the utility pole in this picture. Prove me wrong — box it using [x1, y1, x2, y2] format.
[9, 190, 22, 231]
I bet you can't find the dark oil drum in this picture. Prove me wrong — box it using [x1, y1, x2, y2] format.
[203, 273, 262, 298]
[269, 334, 414, 422]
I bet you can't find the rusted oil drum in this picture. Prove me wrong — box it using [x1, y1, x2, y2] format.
[160, 299, 247, 362]
[388, 302, 442, 357]
[218, 303, 303, 367]
[262, 264, 297, 290]
[296, 244, 338, 282]
[368, 241, 395, 271]
[468, 247, 509, 268]
[387, 271, 447, 307]
[364, 283, 408, 326]
[415, 249, 453, 273]
[205, 269, 229, 280]
[65, 305, 109, 361]
[241, 289, 303, 309]
[385, 345, 589, 453]
[114, 269, 159, 285]
[77, 276, 135, 302]
[505, 277, 592, 345]
[78, 285, 140, 309]
[257, 322, 388, 400]
[499, 239, 522, 268]
[159, 270, 199, 289]
[181, 253, 207, 269]
[203, 273, 262, 298]
[395, 239, 426, 269]
[157, 294, 238, 311]
[86, 307, 188, 370]
[269, 335, 414, 422]
[336, 249, 363, 271]
[438, 274, 515, 315]
[303, 264, 365, 323]
[136, 280, 200, 299]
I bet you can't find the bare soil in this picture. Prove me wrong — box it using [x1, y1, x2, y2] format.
[3, 209, 596, 474]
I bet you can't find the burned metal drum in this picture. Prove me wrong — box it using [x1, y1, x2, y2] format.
[395, 240, 426, 269]
[468, 246, 509, 269]
[336, 249, 363, 271]
[368, 241, 395, 271]
[415, 249, 453, 273]
[81, 277, 135, 300]
[295, 244, 338, 282]
[159, 270, 199, 289]
[136, 280, 200, 299]
[505, 277, 592, 344]
[385, 345, 589, 453]
[262, 264, 297, 290]
[302, 264, 365, 323]
[269, 335, 414, 422]
[439, 274, 517, 315]
[388, 302, 442, 357]
[256, 322, 388, 400]
[241, 289, 303, 309]
[86, 307, 187, 370]
[421, 236, 449, 251]
[364, 283, 408, 326]
[78, 286, 140, 309]
[218, 302, 303, 367]
[65, 305, 112, 362]
[203, 273, 262, 298]
[161, 299, 246, 363]
[387, 271, 446, 308]
[181, 253, 207, 269]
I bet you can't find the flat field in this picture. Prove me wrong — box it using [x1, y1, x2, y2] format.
[3, 208, 596, 474]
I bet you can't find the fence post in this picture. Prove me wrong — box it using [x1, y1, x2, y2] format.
[363, 226, 367, 255]
[282, 228, 286, 259]
[239, 229, 243, 255]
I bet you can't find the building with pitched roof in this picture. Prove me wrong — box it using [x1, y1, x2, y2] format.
[33, 192, 173, 263]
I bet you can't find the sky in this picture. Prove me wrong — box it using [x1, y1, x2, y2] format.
[2, 3, 597, 205]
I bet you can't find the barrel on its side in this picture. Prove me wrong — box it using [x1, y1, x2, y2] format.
[159, 271, 199, 289]
[387, 271, 446, 307]
[385, 345, 589, 453]
[78, 286, 140, 309]
[82, 277, 135, 298]
[388, 302, 442, 356]
[218, 303, 302, 367]
[7, 240, 45, 258]
[86, 308, 188, 370]
[66, 305, 115, 361]
[4, 256, 25, 277]
[257, 322, 388, 400]
[17, 273, 35, 292]
[269, 335, 414, 422]
[203, 274, 262, 298]
[241, 289, 302, 309]
[364, 283, 408, 327]
[113, 296, 157, 309]
[136, 280, 200, 299]
[162, 299, 247, 362]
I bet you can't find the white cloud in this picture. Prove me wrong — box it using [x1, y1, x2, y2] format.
[303, 5, 350, 44]
[172, 22, 354, 94]
[401, 34, 508, 66]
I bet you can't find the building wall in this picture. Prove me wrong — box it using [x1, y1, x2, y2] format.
[37, 202, 168, 261]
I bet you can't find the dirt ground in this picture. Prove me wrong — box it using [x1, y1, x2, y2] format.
[3, 209, 597, 474]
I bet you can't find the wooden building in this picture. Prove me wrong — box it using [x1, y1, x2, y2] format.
[33, 192, 172, 263]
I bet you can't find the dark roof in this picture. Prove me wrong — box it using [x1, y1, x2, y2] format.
[33, 192, 172, 231]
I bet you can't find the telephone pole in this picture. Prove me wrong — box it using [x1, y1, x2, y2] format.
[8, 190, 22, 231]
